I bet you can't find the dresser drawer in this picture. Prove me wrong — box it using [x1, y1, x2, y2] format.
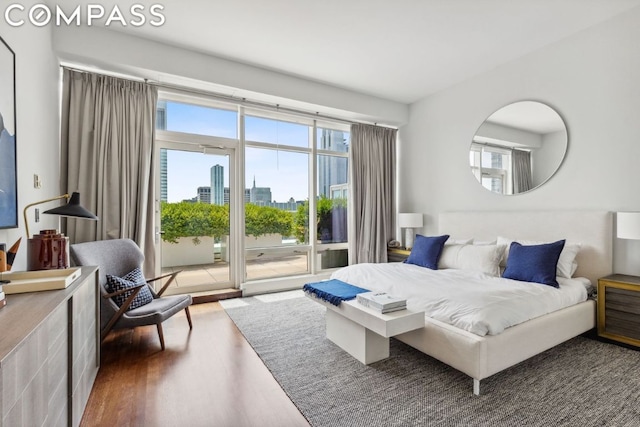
[598, 275, 640, 347]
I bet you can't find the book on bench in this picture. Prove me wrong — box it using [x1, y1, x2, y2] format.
[356, 292, 406, 313]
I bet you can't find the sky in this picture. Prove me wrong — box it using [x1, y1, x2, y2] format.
[164, 101, 314, 202]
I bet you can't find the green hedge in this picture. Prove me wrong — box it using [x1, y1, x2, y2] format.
[161, 199, 346, 244]
[160, 201, 294, 243]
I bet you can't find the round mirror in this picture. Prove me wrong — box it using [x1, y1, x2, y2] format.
[469, 101, 567, 195]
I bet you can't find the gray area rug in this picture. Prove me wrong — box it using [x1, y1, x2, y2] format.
[224, 295, 640, 427]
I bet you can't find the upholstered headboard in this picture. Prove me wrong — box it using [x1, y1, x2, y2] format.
[439, 211, 613, 285]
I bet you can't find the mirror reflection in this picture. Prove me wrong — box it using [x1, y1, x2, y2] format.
[469, 101, 567, 195]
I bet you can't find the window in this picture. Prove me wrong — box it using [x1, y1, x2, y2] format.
[470, 143, 511, 195]
[316, 126, 350, 269]
[155, 95, 351, 292]
[245, 115, 309, 148]
[244, 146, 310, 280]
[156, 100, 237, 138]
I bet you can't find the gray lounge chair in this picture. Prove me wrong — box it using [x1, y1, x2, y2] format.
[70, 238, 193, 350]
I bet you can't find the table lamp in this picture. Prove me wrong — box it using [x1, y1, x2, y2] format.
[24, 192, 98, 270]
[617, 212, 640, 240]
[398, 213, 423, 249]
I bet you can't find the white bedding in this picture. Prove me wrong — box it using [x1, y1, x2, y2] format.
[330, 263, 589, 336]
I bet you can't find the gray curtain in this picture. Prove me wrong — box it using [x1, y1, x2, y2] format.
[349, 123, 396, 264]
[512, 149, 533, 193]
[60, 69, 158, 276]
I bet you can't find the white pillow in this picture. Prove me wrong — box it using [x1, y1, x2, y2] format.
[473, 239, 497, 245]
[497, 236, 581, 279]
[438, 244, 503, 276]
[445, 237, 473, 245]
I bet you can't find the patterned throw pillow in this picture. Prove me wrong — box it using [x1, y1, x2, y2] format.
[106, 267, 153, 310]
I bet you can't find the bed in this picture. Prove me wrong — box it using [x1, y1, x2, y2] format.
[331, 211, 612, 395]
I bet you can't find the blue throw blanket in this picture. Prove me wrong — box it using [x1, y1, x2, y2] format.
[303, 279, 369, 306]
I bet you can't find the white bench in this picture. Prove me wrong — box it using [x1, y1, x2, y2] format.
[306, 294, 425, 364]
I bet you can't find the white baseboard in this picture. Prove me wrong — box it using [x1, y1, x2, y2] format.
[241, 272, 332, 296]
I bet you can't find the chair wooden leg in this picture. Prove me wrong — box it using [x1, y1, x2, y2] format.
[157, 323, 165, 350]
[185, 307, 193, 329]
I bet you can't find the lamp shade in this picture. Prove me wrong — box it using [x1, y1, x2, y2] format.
[43, 192, 99, 220]
[617, 212, 640, 240]
[398, 213, 423, 228]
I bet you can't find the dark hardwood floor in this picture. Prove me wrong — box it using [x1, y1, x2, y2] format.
[81, 302, 309, 427]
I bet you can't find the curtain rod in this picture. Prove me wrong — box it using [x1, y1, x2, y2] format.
[471, 141, 529, 152]
[61, 65, 396, 129]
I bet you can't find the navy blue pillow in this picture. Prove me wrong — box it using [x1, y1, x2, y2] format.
[502, 240, 566, 288]
[404, 234, 450, 270]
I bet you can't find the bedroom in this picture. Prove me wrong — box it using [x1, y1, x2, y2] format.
[1, 1, 640, 426]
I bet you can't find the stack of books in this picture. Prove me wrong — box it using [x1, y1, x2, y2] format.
[356, 292, 406, 313]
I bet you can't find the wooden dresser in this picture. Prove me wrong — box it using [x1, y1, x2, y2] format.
[0, 266, 99, 426]
[597, 274, 640, 348]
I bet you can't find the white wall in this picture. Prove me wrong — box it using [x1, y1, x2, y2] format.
[532, 130, 566, 187]
[398, 7, 640, 275]
[52, 26, 408, 127]
[0, 23, 61, 271]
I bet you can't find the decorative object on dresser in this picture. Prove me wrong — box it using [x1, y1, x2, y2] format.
[23, 192, 98, 270]
[398, 213, 423, 249]
[597, 274, 640, 348]
[0, 267, 82, 294]
[0, 238, 21, 271]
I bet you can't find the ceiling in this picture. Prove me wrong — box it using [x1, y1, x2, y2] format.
[486, 101, 566, 134]
[56, 0, 640, 104]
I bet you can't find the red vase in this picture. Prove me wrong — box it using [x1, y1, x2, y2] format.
[27, 229, 70, 271]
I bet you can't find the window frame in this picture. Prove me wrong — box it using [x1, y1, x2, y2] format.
[155, 92, 351, 290]
[470, 143, 513, 195]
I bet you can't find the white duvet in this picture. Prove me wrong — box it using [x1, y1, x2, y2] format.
[330, 263, 589, 336]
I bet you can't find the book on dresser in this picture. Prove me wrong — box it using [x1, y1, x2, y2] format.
[357, 292, 407, 313]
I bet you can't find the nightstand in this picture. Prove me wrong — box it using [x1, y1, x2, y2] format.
[597, 274, 640, 348]
[387, 247, 410, 262]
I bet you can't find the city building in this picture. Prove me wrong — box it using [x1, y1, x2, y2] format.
[249, 177, 272, 206]
[197, 186, 211, 203]
[211, 164, 224, 205]
[223, 187, 251, 205]
[318, 129, 348, 198]
[157, 101, 168, 202]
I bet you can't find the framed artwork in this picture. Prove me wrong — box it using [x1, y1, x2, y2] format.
[0, 35, 17, 229]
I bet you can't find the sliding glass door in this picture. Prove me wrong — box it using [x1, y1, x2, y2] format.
[155, 143, 236, 295]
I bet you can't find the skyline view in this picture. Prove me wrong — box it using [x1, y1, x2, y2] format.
[158, 100, 348, 203]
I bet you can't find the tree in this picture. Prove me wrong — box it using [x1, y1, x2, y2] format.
[294, 197, 347, 244]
